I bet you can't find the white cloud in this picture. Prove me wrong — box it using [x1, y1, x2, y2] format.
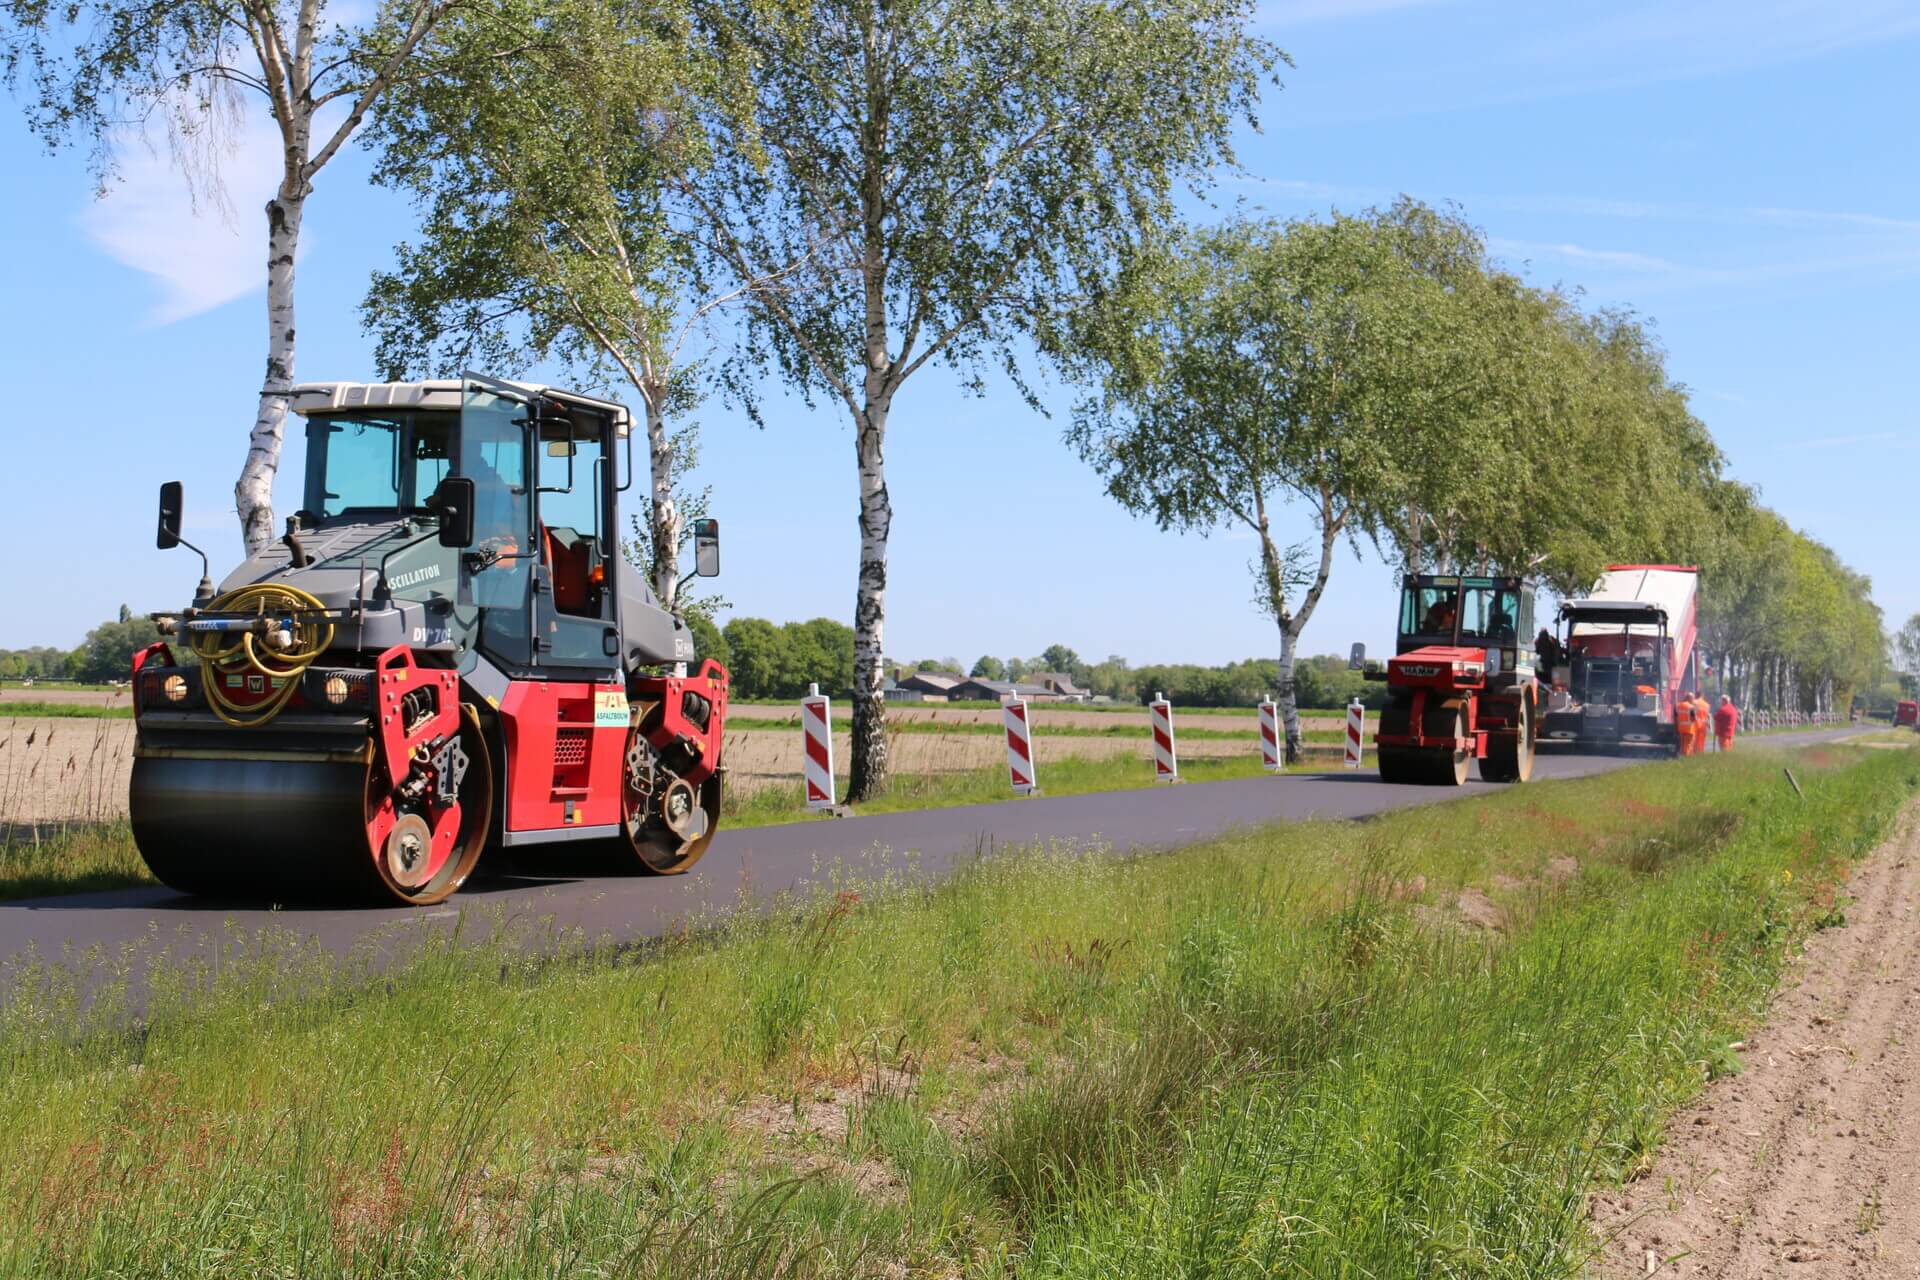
[1488, 235, 1920, 294]
[1259, 0, 1452, 28]
[76, 110, 294, 325]
[1275, 0, 1920, 124]
[1493, 238, 1679, 273]
[1780, 431, 1899, 451]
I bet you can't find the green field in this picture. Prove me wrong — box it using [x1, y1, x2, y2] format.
[2, 739, 1911, 1277]
[0, 700, 133, 719]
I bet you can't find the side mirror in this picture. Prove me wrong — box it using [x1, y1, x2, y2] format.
[1347, 642, 1366, 671]
[435, 476, 476, 549]
[157, 481, 184, 550]
[692, 517, 720, 578]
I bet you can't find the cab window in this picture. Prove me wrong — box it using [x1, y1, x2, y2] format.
[311, 419, 400, 516]
[537, 430, 604, 546]
[409, 419, 453, 505]
[1401, 585, 1460, 635]
[1458, 587, 1520, 641]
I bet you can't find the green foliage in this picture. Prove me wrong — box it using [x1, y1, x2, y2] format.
[970, 656, 1007, 680]
[686, 0, 1280, 801]
[686, 611, 730, 670]
[697, 0, 1281, 417]
[1038, 645, 1087, 683]
[0, 645, 78, 682]
[71, 608, 166, 683]
[1696, 494, 1887, 712]
[362, 0, 742, 610]
[722, 617, 855, 699]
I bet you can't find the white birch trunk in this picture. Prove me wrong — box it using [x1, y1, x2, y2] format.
[1256, 491, 1342, 765]
[235, 188, 305, 555]
[643, 392, 681, 609]
[846, 393, 892, 801]
[1277, 623, 1302, 761]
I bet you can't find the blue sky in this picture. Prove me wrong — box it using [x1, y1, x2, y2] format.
[1, 0, 1915, 668]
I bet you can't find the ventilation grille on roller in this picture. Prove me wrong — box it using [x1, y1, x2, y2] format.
[553, 729, 590, 767]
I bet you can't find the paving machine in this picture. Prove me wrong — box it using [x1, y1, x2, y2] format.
[1362, 574, 1540, 785]
[130, 376, 729, 904]
[1539, 564, 1698, 756]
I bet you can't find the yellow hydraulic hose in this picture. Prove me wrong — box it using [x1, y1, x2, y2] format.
[187, 583, 335, 728]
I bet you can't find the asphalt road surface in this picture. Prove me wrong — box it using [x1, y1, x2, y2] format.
[0, 727, 1873, 981]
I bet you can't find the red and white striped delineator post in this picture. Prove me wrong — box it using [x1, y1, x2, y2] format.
[1344, 699, 1365, 769]
[801, 683, 835, 810]
[1257, 699, 1282, 772]
[1150, 693, 1178, 781]
[1003, 697, 1038, 795]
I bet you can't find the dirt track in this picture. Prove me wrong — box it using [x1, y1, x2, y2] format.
[1592, 797, 1920, 1277]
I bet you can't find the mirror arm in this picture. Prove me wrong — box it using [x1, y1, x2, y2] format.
[171, 536, 216, 608]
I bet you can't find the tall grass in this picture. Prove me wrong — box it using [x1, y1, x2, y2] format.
[0, 741, 1910, 1276]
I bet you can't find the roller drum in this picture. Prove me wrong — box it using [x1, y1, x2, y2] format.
[130, 756, 383, 901]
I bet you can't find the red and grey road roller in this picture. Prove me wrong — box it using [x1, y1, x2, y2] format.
[129, 375, 729, 904]
[1361, 574, 1540, 785]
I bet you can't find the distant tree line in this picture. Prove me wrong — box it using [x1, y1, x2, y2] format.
[694, 625, 1388, 709]
[1, 607, 166, 684]
[1693, 501, 1886, 714]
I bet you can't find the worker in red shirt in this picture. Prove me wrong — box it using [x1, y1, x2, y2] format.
[1713, 695, 1739, 752]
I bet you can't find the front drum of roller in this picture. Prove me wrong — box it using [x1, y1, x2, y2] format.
[130, 710, 492, 905]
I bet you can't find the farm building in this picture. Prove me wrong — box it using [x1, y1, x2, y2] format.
[948, 677, 1057, 702]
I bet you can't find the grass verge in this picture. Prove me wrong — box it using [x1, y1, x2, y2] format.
[0, 824, 154, 901]
[1, 740, 1912, 1276]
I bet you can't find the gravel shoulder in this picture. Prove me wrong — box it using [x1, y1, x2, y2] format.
[1590, 796, 1920, 1277]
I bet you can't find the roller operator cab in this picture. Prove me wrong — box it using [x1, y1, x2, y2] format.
[1361, 574, 1540, 786]
[130, 375, 730, 905]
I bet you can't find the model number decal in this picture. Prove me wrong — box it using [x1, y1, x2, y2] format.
[411, 626, 451, 646]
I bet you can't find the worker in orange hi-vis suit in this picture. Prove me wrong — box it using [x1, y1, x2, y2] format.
[1674, 692, 1699, 755]
[1713, 695, 1740, 752]
[1691, 691, 1713, 754]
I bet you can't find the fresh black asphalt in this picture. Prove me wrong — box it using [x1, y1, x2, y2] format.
[0, 727, 1872, 981]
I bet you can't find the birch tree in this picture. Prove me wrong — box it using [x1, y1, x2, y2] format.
[1060, 213, 1448, 762]
[2, 0, 507, 554]
[360, 0, 746, 610]
[680, 0, 1277, 802]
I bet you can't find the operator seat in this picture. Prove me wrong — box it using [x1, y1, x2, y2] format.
[541, 525, 594, 615]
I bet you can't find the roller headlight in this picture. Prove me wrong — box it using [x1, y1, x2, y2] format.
[162, 674, 188, 704]
[324, 675, 352, 706]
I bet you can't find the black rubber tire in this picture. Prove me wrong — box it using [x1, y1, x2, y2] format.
[1479, 692, 1535, 784]
[1377, 746, 1413, 784]
[1421, 701, 1471, 785]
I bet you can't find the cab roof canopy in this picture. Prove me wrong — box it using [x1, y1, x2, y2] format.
[289, 380, 631, 435]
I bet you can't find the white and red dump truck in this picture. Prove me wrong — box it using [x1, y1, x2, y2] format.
[1539, 564, 1700, 756]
